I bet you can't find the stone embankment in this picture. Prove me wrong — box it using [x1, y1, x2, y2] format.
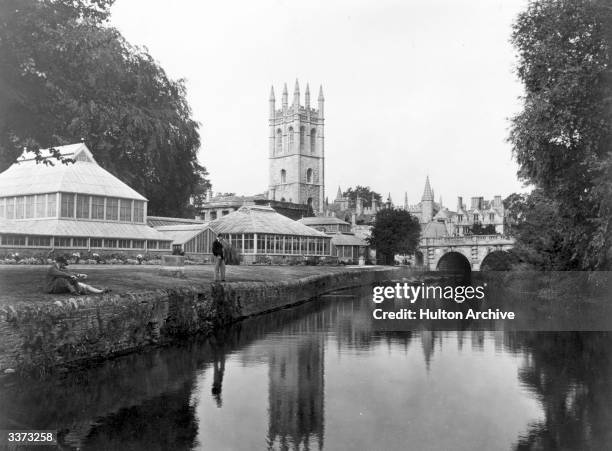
[0, 266, 404, 375]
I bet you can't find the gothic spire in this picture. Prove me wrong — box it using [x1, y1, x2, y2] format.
[318, 85, 324, 101]
[336, 186, 342, 200]
[305, 83, 310, 107]
[282, 82, 288, 108]
[293, 79, 300, 105]
[269, 85, 275, 101]
[422, 176, 434, 201]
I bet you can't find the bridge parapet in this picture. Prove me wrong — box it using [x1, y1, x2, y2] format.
[422, 235, 515, 246]
[419, 235, 515, 271]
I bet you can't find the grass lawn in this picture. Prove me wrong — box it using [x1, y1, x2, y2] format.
[0, 264, 372, 306]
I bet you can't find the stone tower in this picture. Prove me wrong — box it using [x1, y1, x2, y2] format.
[268, 80, 325, 213]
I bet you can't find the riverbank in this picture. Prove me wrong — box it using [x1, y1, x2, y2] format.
[0, 265, 407, 375]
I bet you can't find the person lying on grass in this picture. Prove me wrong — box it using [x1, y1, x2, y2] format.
[46, 255, 110, 295]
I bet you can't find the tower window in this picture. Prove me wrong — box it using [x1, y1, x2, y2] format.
[306, 168, 313, 183]
[281, 169, 286, 184]
[310, 128, 316, 153]
[288, 127, 294, 151]
[276, 129, 282, 154]
[300, 126, 305, 152]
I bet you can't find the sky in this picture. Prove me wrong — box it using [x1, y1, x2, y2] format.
[111, 0, 529, 209]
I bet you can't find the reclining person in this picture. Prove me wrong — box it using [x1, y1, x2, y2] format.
[46, 256, 109, 295]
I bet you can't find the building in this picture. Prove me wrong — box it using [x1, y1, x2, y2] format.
[208, 205, 331, 264]
[298, 216, 367, 264]
[196, 192, 312, 222]
[406, 176, 506, 237]
[195, 193, 267, 222]
[0, 143, 172, 256]
[268, 80, 325, 214]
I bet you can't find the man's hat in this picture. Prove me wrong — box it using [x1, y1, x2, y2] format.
[55, 255, 68, 265]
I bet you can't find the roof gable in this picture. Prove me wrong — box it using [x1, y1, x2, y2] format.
[0, 143, 146, 200]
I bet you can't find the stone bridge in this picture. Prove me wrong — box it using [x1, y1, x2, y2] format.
[420, 235, 515, 271]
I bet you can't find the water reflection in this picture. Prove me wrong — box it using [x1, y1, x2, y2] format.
[0, 287, 611, 450]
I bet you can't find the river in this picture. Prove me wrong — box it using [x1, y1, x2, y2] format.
[1, 283, 611, 450]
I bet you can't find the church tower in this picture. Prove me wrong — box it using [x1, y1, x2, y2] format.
[268, 80, 325, 213]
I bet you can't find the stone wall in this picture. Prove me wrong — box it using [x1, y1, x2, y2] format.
[0, 267, 403, 375]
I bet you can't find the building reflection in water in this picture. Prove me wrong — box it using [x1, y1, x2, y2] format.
[266, 334, 325, 451]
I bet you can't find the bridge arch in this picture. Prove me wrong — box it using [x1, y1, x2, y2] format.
[480, 250, 515, 271]
[436, 251, 471, 274]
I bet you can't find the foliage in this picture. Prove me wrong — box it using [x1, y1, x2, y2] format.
[509, 0, 612, 269]
[342, 186, 381, 208]
[469, 223, 496, 236]
[367, 208, 420, 264]
[0, 0, 209, 217]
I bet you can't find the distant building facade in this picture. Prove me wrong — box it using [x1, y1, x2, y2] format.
[407, 176, 506, 238]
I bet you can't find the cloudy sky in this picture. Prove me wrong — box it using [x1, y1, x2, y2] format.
[111, 0, 529, 208]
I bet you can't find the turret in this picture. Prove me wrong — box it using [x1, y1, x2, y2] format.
[269, 86, 275, 119]
[336, 186, 343, 200]
[356, 195, 363, 215]
[457, 196, 463, 212]
[421, 176, 434, 223]
[318, 85, 324, 118]
[305, 83, 311, 108]
[282, 83, 288, 110]
[293, 79, 300, 108]
[422, 176, 434, 201]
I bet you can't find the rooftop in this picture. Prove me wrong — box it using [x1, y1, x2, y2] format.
[155, 224, 212, 245]
[0, 219, 170, 240]
[147, 216, 206, 227]
[298, 216, 349, 226]
[330, 233, 367, 246]
[0, 143, 146, 200]
[209, 205, 328, 237]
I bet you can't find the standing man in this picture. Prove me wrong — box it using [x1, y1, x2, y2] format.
[212, 235, 226, 282]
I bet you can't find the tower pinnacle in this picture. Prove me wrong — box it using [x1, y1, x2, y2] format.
[293, 79, 300, 106]
[282, 83, 288, 108]
[422, 176, 434, 201]
[305, 83, 310, 107]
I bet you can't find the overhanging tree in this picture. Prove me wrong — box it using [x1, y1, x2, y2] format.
[509, 0, 612, 269]
[0, 0, 209, 217]
[367, 208, 420, 265]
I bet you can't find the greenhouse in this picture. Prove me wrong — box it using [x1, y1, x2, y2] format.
[0, 143, 172, 255]
[155, 224, 216, 257]
[209, 205, 332, 263]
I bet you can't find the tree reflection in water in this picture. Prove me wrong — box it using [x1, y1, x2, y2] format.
[510, 332, 612, 450]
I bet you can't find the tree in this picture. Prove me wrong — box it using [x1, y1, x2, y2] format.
[504, 191, 576, 269]
[0, 0, 209, 217]
[367, 208, 420, 265]
[470, 223, 496, 236]
[509, 0, 612, 269]
[342, 186, 381, 209]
